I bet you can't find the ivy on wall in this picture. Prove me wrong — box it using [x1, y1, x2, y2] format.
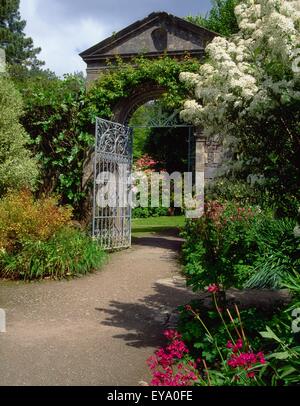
[18, 56, 200, 217]
[82, 56, 201, 124]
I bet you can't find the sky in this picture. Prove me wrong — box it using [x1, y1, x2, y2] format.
[20, 0, 212, 76]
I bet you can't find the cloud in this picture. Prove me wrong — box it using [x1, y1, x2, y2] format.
[20, 0, 112, 75]
[20, 0, 211, 76]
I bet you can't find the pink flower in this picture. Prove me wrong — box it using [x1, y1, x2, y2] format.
[257, 352, 266, 364]
[164, 330, 181, 340]
[148, 330, 198, 386]
[207, 284, 220, 293]
[227, 350, 266, 372]
[227, 339, 243, 353]
[226, 341, 234, 350]
[247, 372, 256, 379]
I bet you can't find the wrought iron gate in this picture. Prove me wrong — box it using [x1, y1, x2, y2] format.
[92, 118, 133, 250]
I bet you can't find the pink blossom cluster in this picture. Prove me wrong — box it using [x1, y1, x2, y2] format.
[147, 330, 198, 386]
[135, 154, 158, 171]
[150, 367, 198, 386]
[226, 339, 243, 353]
[227, 349, 266, 379]
[207, 283, 220, 294]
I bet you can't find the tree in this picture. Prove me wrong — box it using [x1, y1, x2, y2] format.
[0, 0, 44, 68]
[187, 0, 239, 37]
[181, 0, 300, 215]
[0, 74, 38, 195]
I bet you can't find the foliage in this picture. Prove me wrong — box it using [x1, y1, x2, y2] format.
[244, 218, 300, 289]
[178, 303, 271, 364]
[132, 207, 169, 219]
[181, 201, 299, 290]
[205, 178, 271, 208]
[257, 273, 300, 385]
[0, 190, 72, 252]
[0, 75, 38, 196]
[0, 190, 106, 280]
[16, 56, 200, 213]
[0, 226, 106, 280]
[0, 0, 43, 69]
[130, 100, 191, 171]
[181, 0, 300, 216]
[186, 0, 239, 37]
[83, 56, 201, 124]
[149, 284, 300, 386]
[259, 325, 300, 385]
[129, 104, 152, 161]
[148, 300, 269, 386]
[17, 73, 91, 210]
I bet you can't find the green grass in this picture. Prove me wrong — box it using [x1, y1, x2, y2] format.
[132, 216, 185, 236]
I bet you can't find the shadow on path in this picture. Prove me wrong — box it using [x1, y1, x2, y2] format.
[132, 229, 183, 252]
[96, 282, 194, 349]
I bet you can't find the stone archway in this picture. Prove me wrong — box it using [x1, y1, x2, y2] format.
[81, 11, 223, 212]
[112, 83, 166, 125]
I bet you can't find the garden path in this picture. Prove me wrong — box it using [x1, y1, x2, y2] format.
[0, 230, 195, 386]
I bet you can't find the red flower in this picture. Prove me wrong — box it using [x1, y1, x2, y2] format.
[227, 350, 266, 373]
[207, 284, 220, 293]
[247, 372, 256, 379]
[164, 330, 181, 340]
[227, 339, 243, 353]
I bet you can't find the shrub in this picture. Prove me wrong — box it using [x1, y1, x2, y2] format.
[205, 178, 271, 208]
[148, 302, 269, 386]
[132, 207, 169, 219]
[178, 302, 272, 365]
[148, 286, 300, 386]
[17, 73, 90, 211]
[181, 201, 299, 290]
[0, 75, 38, 195]
[244, 218, 300, 289]
[0, 190, 106, 280]
[0, 227, 106, 280]
[0, 190, 72, 252]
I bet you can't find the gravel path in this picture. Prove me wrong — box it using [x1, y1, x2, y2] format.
[0, 230, 195, 386]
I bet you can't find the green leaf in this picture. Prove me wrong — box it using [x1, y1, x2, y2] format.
[260, 326, 282, 342]
[269, 351, 290, 360]
[279, 366, 297, 379]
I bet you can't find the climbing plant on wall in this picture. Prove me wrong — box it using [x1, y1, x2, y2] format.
[81, 56, 201, 125]
[18, 56, 201, 216]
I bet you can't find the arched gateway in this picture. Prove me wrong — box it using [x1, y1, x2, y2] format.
[80, 12, 223, 249]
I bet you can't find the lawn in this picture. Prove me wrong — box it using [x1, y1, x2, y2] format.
[132, 216, 185, 236]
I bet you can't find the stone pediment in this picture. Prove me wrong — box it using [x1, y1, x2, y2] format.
[80, 12, 217, 64]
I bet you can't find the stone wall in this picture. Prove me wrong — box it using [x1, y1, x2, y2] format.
[195, 130, 223, 182]
[205, 141, 223, 181]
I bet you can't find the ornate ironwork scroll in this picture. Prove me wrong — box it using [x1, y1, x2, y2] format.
[93, 118, 133, 250]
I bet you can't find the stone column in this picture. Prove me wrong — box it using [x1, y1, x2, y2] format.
[186, 128, 206, 218]
[195, 131, 207, 175]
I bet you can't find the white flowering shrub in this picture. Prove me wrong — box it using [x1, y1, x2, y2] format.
[180, 0, 300, 216]
[180, 0, 300, 138]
